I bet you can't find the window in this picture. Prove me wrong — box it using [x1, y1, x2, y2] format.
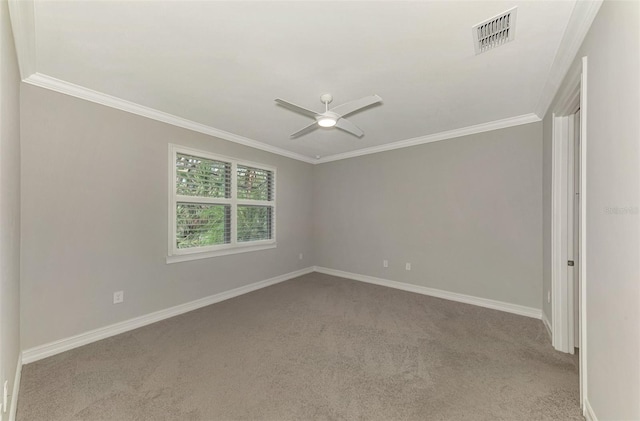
[168, 145, 276, 263]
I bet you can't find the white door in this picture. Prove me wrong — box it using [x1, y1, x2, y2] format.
[566, 109, 581, 353]
[573, 110, 581, 347]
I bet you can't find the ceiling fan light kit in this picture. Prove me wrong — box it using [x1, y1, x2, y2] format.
[317, 117, 337, 128]
[275, 93, 382, 138]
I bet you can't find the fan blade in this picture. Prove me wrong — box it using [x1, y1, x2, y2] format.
[335, 118, 364, 138]
[275, 98, 319, 118]
[329, 95, 382, 117]
[290, 121, 319, 138]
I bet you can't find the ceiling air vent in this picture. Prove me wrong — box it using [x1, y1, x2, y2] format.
[472, 7, 517, 54]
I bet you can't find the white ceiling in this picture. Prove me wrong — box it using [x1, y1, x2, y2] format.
[15, 1, 581, 162]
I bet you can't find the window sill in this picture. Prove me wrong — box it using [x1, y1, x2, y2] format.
[166, 242, 277, 264]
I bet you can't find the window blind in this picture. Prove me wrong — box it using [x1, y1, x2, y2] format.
[170, 145, 276, 259]
[176, 153, 231, 199]
[236, 165, 274, 242]
[237, 165, 273, 201]
[176, 203, 231, 248]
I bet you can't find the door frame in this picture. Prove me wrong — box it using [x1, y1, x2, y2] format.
[551, 56, 588, 407]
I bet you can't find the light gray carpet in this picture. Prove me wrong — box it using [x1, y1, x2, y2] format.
[17, 273, 581, 420]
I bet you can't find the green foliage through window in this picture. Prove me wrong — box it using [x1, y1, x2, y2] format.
[171, 147, 275, 254]
[176, 153, 230, 198]
[238, 206, 272, 242]
[237, 165, 273, 201]
[176, 203, 230, 248]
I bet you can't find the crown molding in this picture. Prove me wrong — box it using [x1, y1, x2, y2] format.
[534, 0, 603, 118]
[10, 0, 599, 166]
[315, 113, 541, 164]
[8, 0, 37, 79]
[552, 60, 582, 116]
[25, 73, 541, 166]
[23, 73, 317, 164]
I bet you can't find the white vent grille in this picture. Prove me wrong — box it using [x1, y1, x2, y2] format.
[472, 7, 517, 54]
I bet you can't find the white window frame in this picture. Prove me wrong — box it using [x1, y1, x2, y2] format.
[167, 144, 276, 264]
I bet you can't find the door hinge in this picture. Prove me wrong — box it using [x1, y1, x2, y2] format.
[568, 260, 575, 266]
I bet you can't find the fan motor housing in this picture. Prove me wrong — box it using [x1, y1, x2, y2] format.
[320, 93, 333, 104]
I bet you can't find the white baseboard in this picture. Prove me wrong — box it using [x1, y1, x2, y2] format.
[22, 267, 314, 364]
[313, 266, 542, 319]
[542, 311, 552, 340]
[8, 353, 22, 421]
[21, 266, 542, 364]
[584, 398, 597, 421]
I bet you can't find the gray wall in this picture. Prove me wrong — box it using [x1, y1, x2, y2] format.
[543, 1, 639, 418]
[0, 0, 21, 413]
[14, 3, 640, 417]
[20, 85, 314, 350]
[314, 123, 543, 309]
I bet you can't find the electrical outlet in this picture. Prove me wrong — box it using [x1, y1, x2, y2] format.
[298, 253, 303, 260]
[113, 291, 124, 304]
[383, 260, 388, 268]
[405, 263, 411, 271]
[547, 290, 551, 303]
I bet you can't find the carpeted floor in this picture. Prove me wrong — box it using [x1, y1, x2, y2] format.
[17, 273, 581, 420]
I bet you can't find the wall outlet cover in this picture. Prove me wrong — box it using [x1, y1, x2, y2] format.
[113, 291, 124, 304]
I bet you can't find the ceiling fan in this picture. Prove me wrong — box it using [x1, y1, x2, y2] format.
[275, 93, 382, 138]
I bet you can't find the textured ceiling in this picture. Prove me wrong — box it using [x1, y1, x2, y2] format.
[28, 1, 576, 160]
